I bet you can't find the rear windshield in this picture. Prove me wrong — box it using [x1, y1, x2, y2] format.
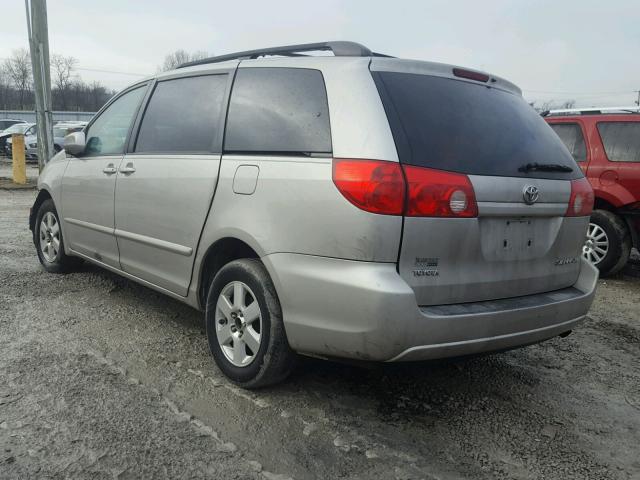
[374, 72, 581, 180]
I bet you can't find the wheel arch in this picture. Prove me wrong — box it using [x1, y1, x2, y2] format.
[593, 196, 617, 212]
[592, 186, 635, 210]
[197, 237, 261, 309]
[29, 188, 53, 235]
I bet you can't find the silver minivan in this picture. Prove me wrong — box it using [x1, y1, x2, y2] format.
[30, 42, 598, 388]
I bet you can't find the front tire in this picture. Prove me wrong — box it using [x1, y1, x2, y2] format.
[35, 199, 81, 273]
[583, 210, 631, 276]
[205, 259, 296, 388]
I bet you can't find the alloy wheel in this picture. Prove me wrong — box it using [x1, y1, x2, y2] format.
[39, 212, 60, 263]
[215, 281, 263, 367]
[583, 222, 609, 265]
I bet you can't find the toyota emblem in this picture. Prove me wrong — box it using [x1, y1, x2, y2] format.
[523, 185, 539, 205]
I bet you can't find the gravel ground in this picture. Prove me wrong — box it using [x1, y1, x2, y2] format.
[1, 189, 639, 480]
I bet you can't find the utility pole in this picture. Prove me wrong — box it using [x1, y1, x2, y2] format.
[25, 0, 53, 172]
[635, 90, 640, 107]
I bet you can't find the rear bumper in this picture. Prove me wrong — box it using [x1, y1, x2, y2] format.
[263, 253, 598, 362]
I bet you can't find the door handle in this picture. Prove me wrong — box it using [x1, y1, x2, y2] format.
[119, 162, 136, 174]
[103, 164, 117, 174]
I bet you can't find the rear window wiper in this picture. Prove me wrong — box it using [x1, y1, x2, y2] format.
[518, 162, 573, 173]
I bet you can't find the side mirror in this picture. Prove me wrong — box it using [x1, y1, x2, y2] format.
[64, 131, 86, 155]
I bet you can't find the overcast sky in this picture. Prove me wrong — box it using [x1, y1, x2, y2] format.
[1, 0, 639, 108]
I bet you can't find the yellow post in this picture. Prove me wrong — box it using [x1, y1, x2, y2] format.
[12, 134, 27, 185]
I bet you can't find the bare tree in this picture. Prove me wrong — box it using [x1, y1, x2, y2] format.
[0, 64, 11, 109]
[531, 100, 577, 113]
[51, 54, 77, 110]
[540, 100, 555, 112]
[3, 48, 32, 109]
[159, 50, 211, 71]
[0, 50, 112, 112]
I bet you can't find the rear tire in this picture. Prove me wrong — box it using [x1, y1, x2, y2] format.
[205, 259, 296, 388]
[35, 199, 82, 273]
[584, 210, 631, 276]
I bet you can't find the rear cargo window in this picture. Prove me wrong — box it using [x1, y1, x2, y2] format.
[597, 122, 640, 162]
[549, 123, 587, 162]
[225, 68, 331, 154]
[374, 72, 580, 180]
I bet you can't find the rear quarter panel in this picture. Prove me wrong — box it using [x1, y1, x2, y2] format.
[194, 154, 402, 261]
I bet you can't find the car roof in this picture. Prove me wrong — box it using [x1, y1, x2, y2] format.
[145, 55, 521, 97]
[128, 41, 521, 97]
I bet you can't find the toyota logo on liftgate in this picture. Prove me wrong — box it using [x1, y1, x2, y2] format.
[523, 185, 540, 205]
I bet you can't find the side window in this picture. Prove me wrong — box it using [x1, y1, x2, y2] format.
[84, 86, 146, 156]
[26, 126, 36, 136]
[597, 122, 640, 162]
[225, 68, 331, 154]
[135, 75, 227, 153]
[549, 123, 587, 162]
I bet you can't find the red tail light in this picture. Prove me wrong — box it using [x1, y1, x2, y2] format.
[403, 165, 478, 217]
[566, 177, 594, 217]
[333, 159, 478, 217]
[332, 159, 405, 215]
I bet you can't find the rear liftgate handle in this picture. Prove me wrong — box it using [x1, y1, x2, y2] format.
[119, 162, 136, 174]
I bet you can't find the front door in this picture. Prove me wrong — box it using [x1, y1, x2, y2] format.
[114, 73, 230, 295]
[61, 85, 147, 268]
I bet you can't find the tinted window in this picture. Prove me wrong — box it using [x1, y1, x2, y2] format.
[597, 122, 640, 162]
[549, 123, 587, 162]
[85, 86, 146, 156]
[135, 75, 227, 153]
[375, 72, 580, 180]
[225, 68, 331, 153]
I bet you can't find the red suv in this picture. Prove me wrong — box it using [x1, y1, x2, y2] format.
[544, 107, 640, 275]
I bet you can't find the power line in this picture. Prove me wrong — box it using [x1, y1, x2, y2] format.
[0, 57, 150, 77]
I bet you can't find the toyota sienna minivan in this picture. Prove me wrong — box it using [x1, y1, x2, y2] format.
[30, 41, 598, 388]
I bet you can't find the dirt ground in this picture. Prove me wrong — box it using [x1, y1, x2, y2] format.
[1, 188, 639, 480]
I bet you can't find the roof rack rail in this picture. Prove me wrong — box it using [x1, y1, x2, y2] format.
[541, 106, 640, 117]
[177, 41, 386, 69]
